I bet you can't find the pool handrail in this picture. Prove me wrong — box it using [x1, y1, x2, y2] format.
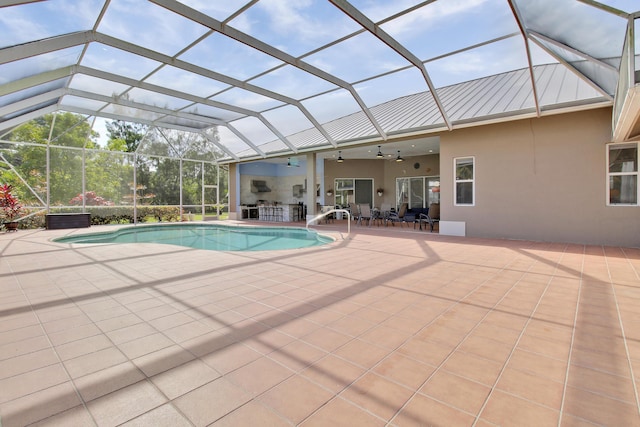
[306, 209, 351, 238]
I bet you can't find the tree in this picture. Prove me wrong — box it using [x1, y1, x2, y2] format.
[84, 150, 134, 205]
[6, 112, 100, 205]
[8, 112, 99, 148]
[139, 128, 226, 206]
[107, 138, 128, 152]
[105, 121, 148, 152]
[2, 115, 228, 211]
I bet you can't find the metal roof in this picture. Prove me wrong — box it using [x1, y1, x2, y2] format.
[237, 62, 608, 158]
[0, 0, 637, 162]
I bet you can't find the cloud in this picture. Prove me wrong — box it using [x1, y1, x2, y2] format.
[354, 0, 432, 22]
[97, 0, 209, 56]
[438, 52, 487, 75]
[426, 37, 529, 87]
[0, 7, 51, 45]
[230, 0, 357, 55]
[305, 32, 409, 82]
[215, 88, 282, 111]
[1, 0, 104, 48]
[301, 89, 360, 124]
[381, 0, 489, 37]
[50, 0, 102, 29]
[257, 0, 324, 39]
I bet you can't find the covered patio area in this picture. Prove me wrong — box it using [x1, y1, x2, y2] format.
[1, 223, 639, 426]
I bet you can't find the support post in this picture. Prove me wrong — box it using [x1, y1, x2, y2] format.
[305, 152, 317, 220]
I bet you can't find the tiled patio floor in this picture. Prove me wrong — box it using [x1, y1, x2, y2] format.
[1, 221, 639, 426]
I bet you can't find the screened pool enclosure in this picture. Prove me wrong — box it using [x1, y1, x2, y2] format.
[1, 1, 639, 229]
[0, 113, 228, 227]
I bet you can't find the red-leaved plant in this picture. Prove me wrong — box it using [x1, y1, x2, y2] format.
[69, 191, 113, 206]
[0, 184, 23, 222]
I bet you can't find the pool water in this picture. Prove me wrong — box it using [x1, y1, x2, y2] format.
[53, 223, 334, 251]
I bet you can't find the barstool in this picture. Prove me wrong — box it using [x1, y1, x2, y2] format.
[262, 206, 271, 221]
[274, 206, 283, 222]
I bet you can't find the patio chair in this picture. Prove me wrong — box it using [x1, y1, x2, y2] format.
[378, 203, 392, 225]
[386, 203, 408, 227]
[418, 203, 440, 232]
[356, 204, 372, 226]
[370, 206, 385, 226]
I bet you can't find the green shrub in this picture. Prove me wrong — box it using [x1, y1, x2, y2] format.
[6, 206, 182, 229]
[86, 206, 181, 224]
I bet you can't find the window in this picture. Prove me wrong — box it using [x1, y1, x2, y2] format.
[608, 143, 638, 205]
[334, 178, 353, 207]
[455, 156, 474, 206]
[396, 176, 440, 209]
[334, 178, 373, 207]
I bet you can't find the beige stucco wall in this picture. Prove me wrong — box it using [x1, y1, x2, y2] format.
[440, 107, 640, 247]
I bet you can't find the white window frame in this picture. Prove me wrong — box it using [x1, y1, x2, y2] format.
[607, 142, 639, 206]
[334, 177, 374, 207]
[454, 156, 475, 206]
[395, 176, 440, 210]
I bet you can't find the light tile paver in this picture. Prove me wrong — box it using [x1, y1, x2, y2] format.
[1, 222, 639, 426]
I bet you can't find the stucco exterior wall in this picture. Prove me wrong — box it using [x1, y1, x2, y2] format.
[440, 107, 640, 247]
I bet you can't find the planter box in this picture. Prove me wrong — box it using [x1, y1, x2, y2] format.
[45, 213, 91, 230]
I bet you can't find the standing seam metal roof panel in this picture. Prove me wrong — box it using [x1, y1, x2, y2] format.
[371, 92, 441, 132]
[504, 72, 537, 112]
[457, 71, 528, 119]
[537, 65, 566, 105]
[389, 92, 443, 130]
[482, 71, 535, 117]
[444, 75, 502, 122]
[287, 128, 328, 148]
[329, 113, 378, 140]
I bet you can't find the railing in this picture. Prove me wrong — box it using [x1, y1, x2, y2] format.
[306, 209, 352, 238]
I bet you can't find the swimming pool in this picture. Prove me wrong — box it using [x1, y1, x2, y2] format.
[53, 223, 334, 251]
